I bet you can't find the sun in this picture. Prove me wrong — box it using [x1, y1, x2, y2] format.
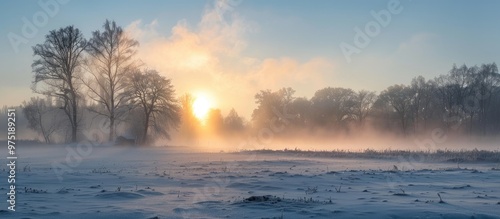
[192, 93, 212, 121]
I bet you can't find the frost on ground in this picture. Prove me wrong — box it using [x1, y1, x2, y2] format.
[1, 145, 500, 219]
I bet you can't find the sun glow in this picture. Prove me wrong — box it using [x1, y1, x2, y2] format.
[192, 93, 212, 121]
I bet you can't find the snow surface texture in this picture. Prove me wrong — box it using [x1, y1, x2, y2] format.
[1, 146, 500, 219]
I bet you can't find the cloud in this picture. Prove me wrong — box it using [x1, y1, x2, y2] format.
[246, 57, 334, 93]
[125, 0, 334, 117]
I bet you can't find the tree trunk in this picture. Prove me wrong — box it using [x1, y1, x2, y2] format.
[401, 114, 407, 135]
[109, 116, 115, 142]
[72, 97, 78, 143]
[39, 113, 50, 144]
[109, 76, 115, 142]
[142, 112, 150, 145]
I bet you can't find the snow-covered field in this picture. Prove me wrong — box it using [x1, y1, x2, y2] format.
[2, 145, 500, 219]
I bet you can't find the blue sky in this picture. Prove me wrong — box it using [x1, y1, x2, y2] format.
[1, 0, 500, 117]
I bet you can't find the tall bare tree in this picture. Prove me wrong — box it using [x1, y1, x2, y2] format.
[126, 69, 181, 145]
[32, 26, 87, 143]
[84, 20, 139, 141]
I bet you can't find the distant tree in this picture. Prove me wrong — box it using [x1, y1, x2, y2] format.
[469, 63, 500, 134]
[179, 93, 200, 139]
[22, 97, 61, 143]
[126, 69, 181, 145]
[410, 76, 435, 132]
[433, 64, 477, 132]
[252, 87, 295, 131]
[288, 97, 311, 128]
[32, 26, 87, 143]
[371, 93, 398, 131]
[353, 90, 377, 127]
[378, 85, 415, 135]
[488, 86, 500, 133]
[84, 20, 139, 141]
[431, 63, 500, 135]
[310, 87, 357, 129]
[224, 108, 245, 132]
[206, 108, 224, 134]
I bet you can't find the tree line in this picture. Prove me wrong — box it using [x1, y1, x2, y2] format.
[17, 20, 500, 145]
[174, 62, 500, 142]
[248, 63, 500, 137]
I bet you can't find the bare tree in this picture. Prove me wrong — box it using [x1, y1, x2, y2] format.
[206, 108, 224, 134]
[434, 64, 477, 133]
[32, 26, 87, 143]
[379, 85, 414, 135]
[84, 20, 139, 141]
[469, 63, 500, 134]
[252, 87, 295, 131]
[288, 97, 312, 128]
[224, 108, 245, 132]
[353, 90, 377, 127]
[126, 69, 181, 145]
[410, 76, 435, 132]
[179, 93, 200, 140]
[22, 97, 61, 143]
[310, 87, 357, 129]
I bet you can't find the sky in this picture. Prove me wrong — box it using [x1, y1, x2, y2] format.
[1, 0, 500, 118]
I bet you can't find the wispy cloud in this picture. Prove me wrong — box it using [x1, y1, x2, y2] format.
[126, 0, 334, 117]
